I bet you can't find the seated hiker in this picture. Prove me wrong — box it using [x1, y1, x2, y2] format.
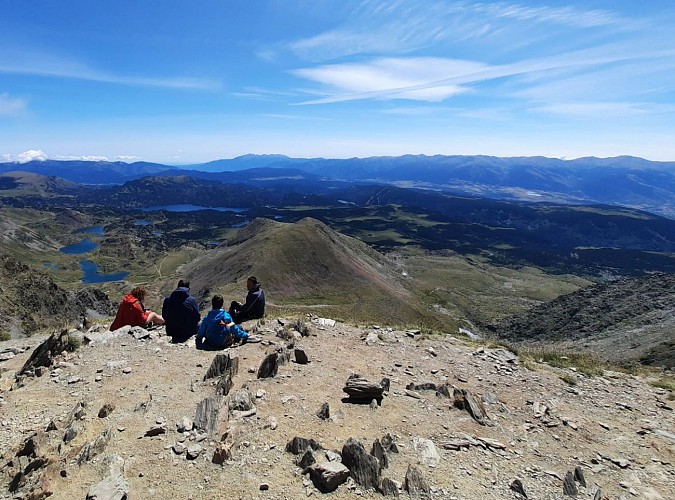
[162, 279, 200, 342]
[229, 276, 265, 324]
[196, 294, 248, 349]
[110, 286, 164, 331]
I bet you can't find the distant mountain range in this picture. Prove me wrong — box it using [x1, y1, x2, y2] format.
[1, 154, 674, 217]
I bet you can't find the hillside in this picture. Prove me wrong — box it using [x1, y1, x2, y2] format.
[488, 273, 675, 368]
[179, 217, 431, 327]
[0, 318, 673, 499]
[0, 254, 115, 339]
[0, 171, 82, 197]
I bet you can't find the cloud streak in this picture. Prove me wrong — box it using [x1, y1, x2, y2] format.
[292, 42, 675, 105]
[288, 0, 627, 61]
[0, 48, 220, 91]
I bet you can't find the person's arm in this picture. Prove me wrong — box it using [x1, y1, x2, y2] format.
[239, 291, 260, 314]
[197, 316, 207, 339]
[133, 300, 150, 326]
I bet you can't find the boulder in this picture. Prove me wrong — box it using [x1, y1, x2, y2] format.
[341, 438, 381, 490]
[257, 353, 279, 379]
[404, 465, 430, 498]
[308, 462, 350, 493]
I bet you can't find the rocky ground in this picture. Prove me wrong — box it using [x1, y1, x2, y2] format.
[0, 318, 673, 499]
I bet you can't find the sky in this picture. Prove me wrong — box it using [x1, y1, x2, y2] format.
[1, 0, 675, 164]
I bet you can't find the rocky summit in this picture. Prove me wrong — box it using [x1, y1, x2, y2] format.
[0, 317, 673, 499]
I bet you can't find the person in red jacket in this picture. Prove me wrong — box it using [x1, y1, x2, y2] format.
[110, 286, 165, 331]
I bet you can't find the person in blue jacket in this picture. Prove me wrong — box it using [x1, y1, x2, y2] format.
[162, 279, 200, 343]
[196, 294, 248, 349]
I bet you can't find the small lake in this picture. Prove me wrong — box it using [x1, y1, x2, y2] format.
[232, 220, 250, 228]
[80, 260, 129, 284]
[141, 204, 247, 213]
[73, 225, 105, 235]
[134, 219, 153, 226]
[60, 239, 99, 254]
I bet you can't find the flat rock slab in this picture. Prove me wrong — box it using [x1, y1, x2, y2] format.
[308, 461, 350, 493]
[86, 455, 129, 500]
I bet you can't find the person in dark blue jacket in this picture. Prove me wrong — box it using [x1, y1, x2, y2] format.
[162, 279, 200, 343]
[229, 276, 266, 324]
[196, 294, 248, 349]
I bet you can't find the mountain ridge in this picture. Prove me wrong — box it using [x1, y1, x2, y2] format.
[3, 154, 674, 217]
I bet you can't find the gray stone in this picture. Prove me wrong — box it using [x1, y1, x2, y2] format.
[341, 437, 381, 490]
[308, 461, 350, 493]
[574, 466, 586, 487]
[563, 471, 578, 496]
[98, 403, 115, 418]
[212, 443, 232, 464]
[172, 442, 187, 455]
[86, 455, 129, 500]
[176, 416, 193, 433]
[412, 437, 440, 467]
[404, 465, 430, 498]
[380, 477, 400, 496]
[298, 449, 317, 469]
[63, 426, 78, 443]
[194, 395, 224, 437]
[285, 436, 322, 455]
[257, 352, 279, 378]
[143, 425, 166, 437]
[294, 348, 309, 364]
[317, 402, 330, 420]
[203, 353, 239, 381]
[77, 428, 113, 464]
[186, 444, 203, 460]
[228, 388, 254, 412]
[371, 439, 388, 470]
[510, 479, 527, 498]
[453, 388, 492, 426]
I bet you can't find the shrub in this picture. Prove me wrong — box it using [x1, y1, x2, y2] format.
[66, 334, 82, 352]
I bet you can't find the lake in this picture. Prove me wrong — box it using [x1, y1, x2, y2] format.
[80, 260, 129, 284]
[141, 204, 247, 213]
[134, 219, 153, 226]
[60, 239, 99, 254]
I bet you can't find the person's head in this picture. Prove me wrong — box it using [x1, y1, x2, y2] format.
[177, 279, 190, 289]
[247, 276, 259, 291]
[130, 286, 147, 301]
[212, 294, 224, 309]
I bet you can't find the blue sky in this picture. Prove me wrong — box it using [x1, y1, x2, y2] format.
[2, 0, 675, 164]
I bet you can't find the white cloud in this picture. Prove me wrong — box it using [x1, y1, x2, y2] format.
[293, 57, 485, 103]
[0, 93, 26, 116]
[530, 101, 675, 119]
[53, 155, 109, 161]
[288, 1, 627, 61]
[2, 150, 48, 163]
[116, 155, 141, 161]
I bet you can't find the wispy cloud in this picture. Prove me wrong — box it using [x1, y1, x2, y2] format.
[530, 101, 675, 119]
[0, 93, 26, 116]
[116, 155, 141, 161]
[288, 1, 627, 61]
[292, 42, 675, 105]
[0, 48, 220, 90]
